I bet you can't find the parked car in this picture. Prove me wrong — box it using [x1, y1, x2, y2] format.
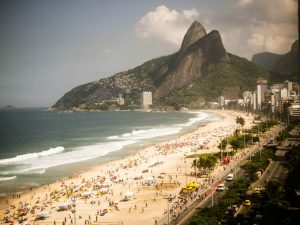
[254, 186, 264, 193]
[226, 173, 234, 181]
[243, 199, 251, 206]
[216, 183, 226, 191]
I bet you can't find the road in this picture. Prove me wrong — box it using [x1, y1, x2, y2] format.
[170, 125, 284, 225]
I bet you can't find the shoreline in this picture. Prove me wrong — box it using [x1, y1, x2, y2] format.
[0, 110, 218, 197]
[0, 110, 253, 225]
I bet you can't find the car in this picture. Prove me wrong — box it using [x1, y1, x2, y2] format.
[254, 186, 264, 193]
[243, 200, 251, 206]
[216, 183, 226, 191]
[226, 173, 234, 181]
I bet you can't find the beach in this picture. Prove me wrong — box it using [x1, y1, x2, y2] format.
[0, 110, 254, 225]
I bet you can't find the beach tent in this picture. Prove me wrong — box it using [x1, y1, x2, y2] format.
[81, 191, 92, 197]
[187, 182, 199, 189]
[123, 191, 134, 199]
[103, 180, 112, 187]
[145, 176, 155, 182]
[58, 202, 71, 211]
[144, 176, 156, 185]
[36, 211, 49, 220]
[99, 187, 109, 194]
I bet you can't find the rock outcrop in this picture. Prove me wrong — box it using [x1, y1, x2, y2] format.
[155, 30, 228, 97]
[180, 21, 207, 52]
[51, 21, 268, 110]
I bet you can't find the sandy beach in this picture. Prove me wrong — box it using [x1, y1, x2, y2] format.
[0, 110, 254, 225]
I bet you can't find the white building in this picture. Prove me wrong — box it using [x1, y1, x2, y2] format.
[216, 96, 225, 106]
[257, 78, 268, 110]
[281, 88, 288, 99]
[243, 91, 252, 106]
[290, 96, 300, 119]
[141, 91, 152, 109]
[251, 91, 257, 110]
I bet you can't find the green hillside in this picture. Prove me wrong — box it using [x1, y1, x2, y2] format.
[162, 54, 269, 107]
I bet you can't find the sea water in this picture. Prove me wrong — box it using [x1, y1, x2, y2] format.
[0, 108, 220, 196]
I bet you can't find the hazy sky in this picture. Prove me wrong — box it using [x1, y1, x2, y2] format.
[0, 0, 298, 107]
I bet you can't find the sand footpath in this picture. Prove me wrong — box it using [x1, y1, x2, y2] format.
[0, 110, 254, 225]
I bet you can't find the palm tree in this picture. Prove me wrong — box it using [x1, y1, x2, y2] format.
[218, 139, 227, 161]
[229, 139, 241, 153]
[260, 181, 287, 207]
[236, 116, 245, 132]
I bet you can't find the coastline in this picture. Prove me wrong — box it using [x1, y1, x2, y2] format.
[0, 110, 253, 225]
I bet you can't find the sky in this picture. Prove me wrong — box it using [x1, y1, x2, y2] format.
[0, 0, 298, 108]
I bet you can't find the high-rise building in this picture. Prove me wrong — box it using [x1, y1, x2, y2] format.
[290, 96, 300, 119]
[251, 91, 257, 110]
[256, 78, 268, 110]
[216, 96, 225, 106]
[141, 91, 152, 109]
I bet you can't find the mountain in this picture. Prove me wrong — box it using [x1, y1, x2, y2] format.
[252, 40, 299, 82]
[252, 52, 281, 71]
[273, 40, 299, 77]
[51, 21, 269, 111]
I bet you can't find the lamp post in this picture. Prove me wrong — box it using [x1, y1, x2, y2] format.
[163, 196, 173, 225]
[211, 188, 216, 206]
[168, 199, 170, 225]
[71, 196, 76, 225]
[194, 158, 197, 185]
[220, 138, 223, 162]
[184, 154, 187, 187]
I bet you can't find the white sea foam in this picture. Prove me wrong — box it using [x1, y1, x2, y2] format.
[107, 127, 182, 141]
[107, 112, 209, 141]
[0, 111, 212, 176]
[0, 176, 17, 181]
[179, 112, 209, 127]
[0, 140, 135, 175]
[0, 146, 65, 165]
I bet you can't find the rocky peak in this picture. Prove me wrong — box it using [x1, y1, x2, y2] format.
[155, 30, 228, 98]
[180, 21, 207, 52]
[194, 30, 228, 64]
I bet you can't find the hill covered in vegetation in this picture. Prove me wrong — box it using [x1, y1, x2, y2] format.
[51, 21, 271, 111]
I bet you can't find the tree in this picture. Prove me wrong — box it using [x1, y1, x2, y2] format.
[260, 181, 289, 211]
[217, 139, 227, 151]
[191, 154, 218, 175]
[236, 116, 245, 132]
[229, 139, 242, 153]
[241, 162, 260, 182]
[218, 139, 228, 161]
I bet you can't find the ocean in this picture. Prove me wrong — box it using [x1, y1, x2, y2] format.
[0, 108, 220, 196]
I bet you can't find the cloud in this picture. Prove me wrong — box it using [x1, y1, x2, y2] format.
[135, 5, 200, 47]
[213, 0, 298, 58]
[238, 0, 253, 6]
[102, 48, 112, 54]
[135, 1, 297, 59]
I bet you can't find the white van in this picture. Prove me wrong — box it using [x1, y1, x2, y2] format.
[226, 173, 234, 181]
